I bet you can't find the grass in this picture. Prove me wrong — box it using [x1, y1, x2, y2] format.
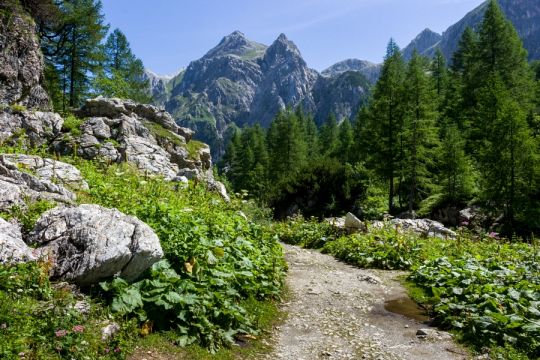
[143, 120, 185, 147]
[61, 115, 84, 137]
[186, 140, 206, 159]
[9, 104, 27, 113]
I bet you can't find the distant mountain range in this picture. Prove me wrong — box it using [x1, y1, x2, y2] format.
[403, 0, 540, 61]
[148, 0, 540, 157]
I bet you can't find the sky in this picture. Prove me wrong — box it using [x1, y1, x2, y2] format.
[101, 0, 485, 75]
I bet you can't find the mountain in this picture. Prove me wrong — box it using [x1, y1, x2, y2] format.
[321, 59, 381, 84]
[402, 28, 442, 60]
[405, 0, 540, 61]
[163, 31, 370, 156]
[144, 69, 184, 106]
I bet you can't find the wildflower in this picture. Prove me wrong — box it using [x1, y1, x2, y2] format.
[488, 232, 500, 239]
[72, 325, 85, 333]
[103, 348, 110, 354]
[18, 352, 25, 357]
[114, 347, 121, 353]
[55, 329, 68, 337]
[460, 221, 469, 226]
[0, 323, 7, 329]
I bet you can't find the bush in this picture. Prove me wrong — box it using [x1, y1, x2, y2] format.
[62, 114, 84, 136]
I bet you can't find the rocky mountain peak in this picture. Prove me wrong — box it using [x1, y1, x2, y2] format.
[264, 33, 303, 66]
[204, 30, 267, 60]
[402, 28, 442, 60]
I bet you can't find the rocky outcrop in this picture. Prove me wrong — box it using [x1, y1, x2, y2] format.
[0, 154, 76, 211]
[56, 97, 228, 200]
[371, 218, 457, 240]
[0, 4, 50, 110]
[29, 204, 163, 285]
[0, 218, 35, 264]
[0, 110, 63, 147]
[1, 154, 88, 190]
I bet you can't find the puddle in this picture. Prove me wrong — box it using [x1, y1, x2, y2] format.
[384, 296, 430, 323]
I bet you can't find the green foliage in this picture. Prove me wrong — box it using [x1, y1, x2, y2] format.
[71, 160, 286, 352]
[143, 120, 185, 147]
[273, 215, 337, 248]
[9, 104, 27, 113]
[62, 114, 84, 136]
[0, 262, 137, 359]
[93, 28, 151, 103]
[411, 255, 540, 358]
[1, 199, 56, 233]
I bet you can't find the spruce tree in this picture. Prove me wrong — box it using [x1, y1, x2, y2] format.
[319, 114, 339, 157]
[337, 118, 354, 164]
[94, 28, 150, 102]
[402, 52, 440, 212]
[42, 0, 108, 111]
[367, 39, 406, 213]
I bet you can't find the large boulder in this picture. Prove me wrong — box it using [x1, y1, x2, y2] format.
[28, 205, 163, 285]
[0, 218, 36, 264]
[0, 154, 76, 211]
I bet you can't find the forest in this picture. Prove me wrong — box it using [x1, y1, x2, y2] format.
[221, 1, 540, 238]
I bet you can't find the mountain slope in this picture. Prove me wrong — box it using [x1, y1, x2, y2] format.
[322, 59, 381, 84]
[405, 0, 540, 61]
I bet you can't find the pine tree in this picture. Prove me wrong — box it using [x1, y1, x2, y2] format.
[402, 52, 440, 212]
[431, 48, 448, 100]
[319, 114, 339, 157]
[367, 39, 406, 213]
[266, 110, 307, 186]
[94, 28, 150, 102]
[42, 0, 108, 111]
[439, 125, 476, 205]
[478, 76, 537, 234]
[337, 118, 354, 164]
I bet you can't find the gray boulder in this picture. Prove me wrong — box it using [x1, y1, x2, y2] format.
[29, 205, 163, 285]
[0, 218, 36, 264]
[344, 212, 366, 232]
[0, 110, 63, 147]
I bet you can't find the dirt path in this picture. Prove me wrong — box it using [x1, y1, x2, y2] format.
[266, 244, 470, 360]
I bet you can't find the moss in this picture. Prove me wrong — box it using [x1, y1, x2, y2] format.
[186, 140, 206, 159]
[9, 104, 27, 113]
[143, 120, 185, 147]
[61, 114, 84, 136]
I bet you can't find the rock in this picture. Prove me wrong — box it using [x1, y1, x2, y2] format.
[72, 300, 91, 315]
[29, 205, 163, 285]
[0, 155, 76, 211]
[0, 218, 35, 264]
[344, 212, 366, 232]
[101, 322, 121, 341]
[0, 5, 50, 110]
[177, 168, 200, 180]
[389, 218, 457, 239]
[0, 110, 63, 147]
[1, 154, 88, 190]
[416, 328, 453, 341]
[206, 179, 230, 202]
[123, 136, 178, 180]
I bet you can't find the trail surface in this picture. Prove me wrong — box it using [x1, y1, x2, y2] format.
[267, 244, 469, 360]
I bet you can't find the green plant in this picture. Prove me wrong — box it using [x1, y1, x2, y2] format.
[9, 104, 27, 113]
[1, 199, 56, 233]
[62, 114, 84, 136]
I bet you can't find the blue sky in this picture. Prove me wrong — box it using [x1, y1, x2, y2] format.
[101, 0, 485, 75]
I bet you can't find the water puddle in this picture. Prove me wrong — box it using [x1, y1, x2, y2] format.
[384, 296, 430, 323]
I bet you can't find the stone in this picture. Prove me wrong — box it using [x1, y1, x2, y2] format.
[389, 218, 457, 239]
[0, 218, 35, 264]
[101, 322, 121, 341]
[0, 6, 50, 110]
[344, 212, 366, 232]
[0, 155, 76, 211]
[206, 179, 230, 202]
[1, 154, 88, 190]
[0, 111, 63, 147]
[29, 205, 163, 285]
[177, 168, 200, 180]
